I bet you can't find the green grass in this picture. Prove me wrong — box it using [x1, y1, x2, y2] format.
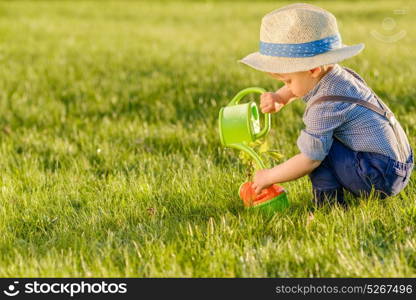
[0, 0, 415, 277]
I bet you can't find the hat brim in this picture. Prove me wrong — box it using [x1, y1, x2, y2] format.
[239, 43, 365, 73]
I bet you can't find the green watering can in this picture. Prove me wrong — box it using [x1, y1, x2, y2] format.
[218, 87, 270, 169]
[218, 87, 289, 214]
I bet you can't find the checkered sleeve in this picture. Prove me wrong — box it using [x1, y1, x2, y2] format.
[297, 102, 348, 161]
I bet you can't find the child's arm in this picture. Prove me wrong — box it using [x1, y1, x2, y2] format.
[276, 84, 297, 105]
[252, 153, 321, 195]
[260, 85, 297, 113]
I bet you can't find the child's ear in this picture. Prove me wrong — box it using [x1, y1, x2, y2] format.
[309, 67, 322, 78]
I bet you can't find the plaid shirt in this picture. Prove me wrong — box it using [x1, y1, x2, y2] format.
[297, 64, 412, 162]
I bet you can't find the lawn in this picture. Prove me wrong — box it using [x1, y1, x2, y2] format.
[0, 0, 415, 277]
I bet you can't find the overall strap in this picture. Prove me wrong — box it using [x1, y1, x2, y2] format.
[307, 95, 396, 126]
[306, 94, 407, 162]
[343, 67, 395, 117]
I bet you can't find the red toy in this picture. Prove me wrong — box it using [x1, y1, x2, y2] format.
[239, 181, 286, 208]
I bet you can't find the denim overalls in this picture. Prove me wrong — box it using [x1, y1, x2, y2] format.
[307, 94, 413, 206]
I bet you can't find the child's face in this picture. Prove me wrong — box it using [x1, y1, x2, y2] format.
[267, 67, 327, 97]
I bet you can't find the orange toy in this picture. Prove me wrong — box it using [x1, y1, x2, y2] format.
[239, 182, 288, 212]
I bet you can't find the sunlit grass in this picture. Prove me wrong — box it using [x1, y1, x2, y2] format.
[0, 0, 414, 277]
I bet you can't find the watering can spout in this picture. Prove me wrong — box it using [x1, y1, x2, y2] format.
[228, 143, 266, 170]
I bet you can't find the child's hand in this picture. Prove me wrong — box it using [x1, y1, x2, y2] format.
[260, 92, 285, 113]
[252, 169, 273, 195]
[260, 85, 296, 114]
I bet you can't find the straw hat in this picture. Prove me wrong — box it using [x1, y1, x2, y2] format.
[239, 3, 364, 73]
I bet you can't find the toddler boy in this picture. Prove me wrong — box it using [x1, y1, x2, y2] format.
[239, 3, 413, 205]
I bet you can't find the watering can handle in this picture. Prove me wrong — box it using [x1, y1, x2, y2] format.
[227, 87, 271, 140]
